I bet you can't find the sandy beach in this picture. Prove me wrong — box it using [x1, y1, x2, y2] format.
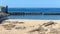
[0, 19, 60, 34]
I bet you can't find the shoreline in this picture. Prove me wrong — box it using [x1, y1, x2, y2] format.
[4, 19, 60, 20]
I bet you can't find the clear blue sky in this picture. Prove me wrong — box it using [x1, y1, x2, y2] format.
[0, 0, 60, 8]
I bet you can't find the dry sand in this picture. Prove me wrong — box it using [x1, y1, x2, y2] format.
[0, 19, 60, 34]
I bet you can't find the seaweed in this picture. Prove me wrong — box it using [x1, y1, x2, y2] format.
[15, 26, 26, 30]
[2, 24, 16, 30]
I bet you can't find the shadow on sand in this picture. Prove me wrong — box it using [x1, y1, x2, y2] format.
[0, 17, 8, 24]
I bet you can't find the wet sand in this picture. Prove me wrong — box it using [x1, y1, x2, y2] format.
[0, 19, 60, 34]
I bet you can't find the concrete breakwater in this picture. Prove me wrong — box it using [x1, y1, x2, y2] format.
[8, 12, 42, 15]
[0, 12, 10, 18]
[43, 12, 60, 15]
[8, 12, 60, 15]
[1, 11, 60, 18]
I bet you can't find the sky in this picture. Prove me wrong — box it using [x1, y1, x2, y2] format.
[0, 0, 60, 8]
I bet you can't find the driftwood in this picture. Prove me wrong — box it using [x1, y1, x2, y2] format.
[28, 25, 48, 34]
[42, 21, 57, 27]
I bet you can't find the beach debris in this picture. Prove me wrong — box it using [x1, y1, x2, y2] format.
[18, 22, 24, 24]
[28, 24, 48, 34]
[29, 25, 35, 27]
[10, 21, 17, 24]
[2, 24, 16, 30]
[2, 21, 24, 24]
[42, 21, 57, 27]
[49, 28, 59, 34]
[15, 26, 26, 30]
[11, 21, 24, 24]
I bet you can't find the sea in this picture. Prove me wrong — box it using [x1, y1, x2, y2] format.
[6, 8, 60, 20]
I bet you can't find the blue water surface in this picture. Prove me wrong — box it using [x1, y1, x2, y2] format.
[6, 15, 60, 20]
[8, 8, 60, 12]
[7, 8, 60, 20]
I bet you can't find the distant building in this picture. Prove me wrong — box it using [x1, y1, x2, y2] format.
[0, 6, 8, 13]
